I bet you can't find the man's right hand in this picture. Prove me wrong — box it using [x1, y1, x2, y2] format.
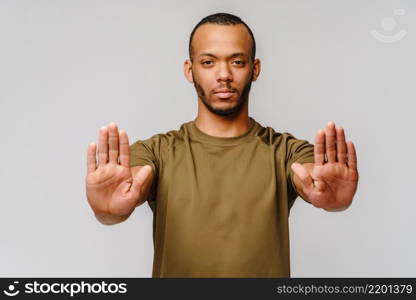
[85, 122, 154, 225]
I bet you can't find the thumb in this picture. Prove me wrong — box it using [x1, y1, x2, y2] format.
[131, 165, 153, 194]
[291, 162, 314, 191]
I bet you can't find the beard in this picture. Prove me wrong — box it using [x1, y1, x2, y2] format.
[192, 70, 252, 116]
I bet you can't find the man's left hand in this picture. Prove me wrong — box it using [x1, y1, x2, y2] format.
[291, 121, 359, 212]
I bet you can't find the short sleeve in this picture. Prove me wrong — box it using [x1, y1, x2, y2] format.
[130, 140, 158, 175]
[284, 133, 315, 203]
[129, 139, 159, 207]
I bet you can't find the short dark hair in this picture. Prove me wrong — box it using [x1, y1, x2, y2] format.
[188, 13, 256, 62]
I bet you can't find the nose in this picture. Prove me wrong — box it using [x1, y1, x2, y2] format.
[216, 62, 233, 82]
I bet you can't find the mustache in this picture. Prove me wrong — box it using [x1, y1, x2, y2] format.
[211, 86, 238, 94]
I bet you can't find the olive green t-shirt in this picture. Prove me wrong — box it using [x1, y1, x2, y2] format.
[130, 117, 315, 278]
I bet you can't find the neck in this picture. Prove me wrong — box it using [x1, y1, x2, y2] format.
[194, 99, 251, 138]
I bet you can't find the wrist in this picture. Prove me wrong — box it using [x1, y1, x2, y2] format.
[95, 211, 130, 225]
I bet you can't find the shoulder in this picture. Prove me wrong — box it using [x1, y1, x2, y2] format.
[253, 121, 313, 160]
[254, 121, 302, 147]
[130, 121, 189, 151]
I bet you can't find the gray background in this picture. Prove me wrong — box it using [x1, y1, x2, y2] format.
[0, 0, 415, 277]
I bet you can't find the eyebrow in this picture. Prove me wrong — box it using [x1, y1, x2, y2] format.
[198, 52, 248, 59]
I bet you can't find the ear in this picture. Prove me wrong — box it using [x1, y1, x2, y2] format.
[184, 59, 194, 83]
[251, 58, 261, 82]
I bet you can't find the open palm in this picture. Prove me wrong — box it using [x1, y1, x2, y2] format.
[86, 122, 152, 217]
[291, 122, 359, 211]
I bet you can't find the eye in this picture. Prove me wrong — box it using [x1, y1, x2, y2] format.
[233, 60, 245, 65]
[202, 60, 213, 65]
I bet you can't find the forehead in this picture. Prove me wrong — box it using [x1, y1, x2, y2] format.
[191, 23, 252, 57]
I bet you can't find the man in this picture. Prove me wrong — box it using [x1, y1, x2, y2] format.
[85, 13, 359, 278]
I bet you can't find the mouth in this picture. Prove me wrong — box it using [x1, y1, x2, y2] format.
[213, 89, 236, 99]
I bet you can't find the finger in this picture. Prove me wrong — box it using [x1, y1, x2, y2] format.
[131, 165, 153, 195]
[325, 121, 337, 163]
[87, 142, 97, 174]
[119, 129, 130, 168]
[314, 130, 325, 166]
[336, 127, 347, 164]
[108, 122, 119, 163]
[98, 126, 108, 166]
[291, 162, 314, 190]
[347, 141, 358, 171]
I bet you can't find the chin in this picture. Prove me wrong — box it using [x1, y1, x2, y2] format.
[211, 95, 237, 104]
[211, 102, 237, 110]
